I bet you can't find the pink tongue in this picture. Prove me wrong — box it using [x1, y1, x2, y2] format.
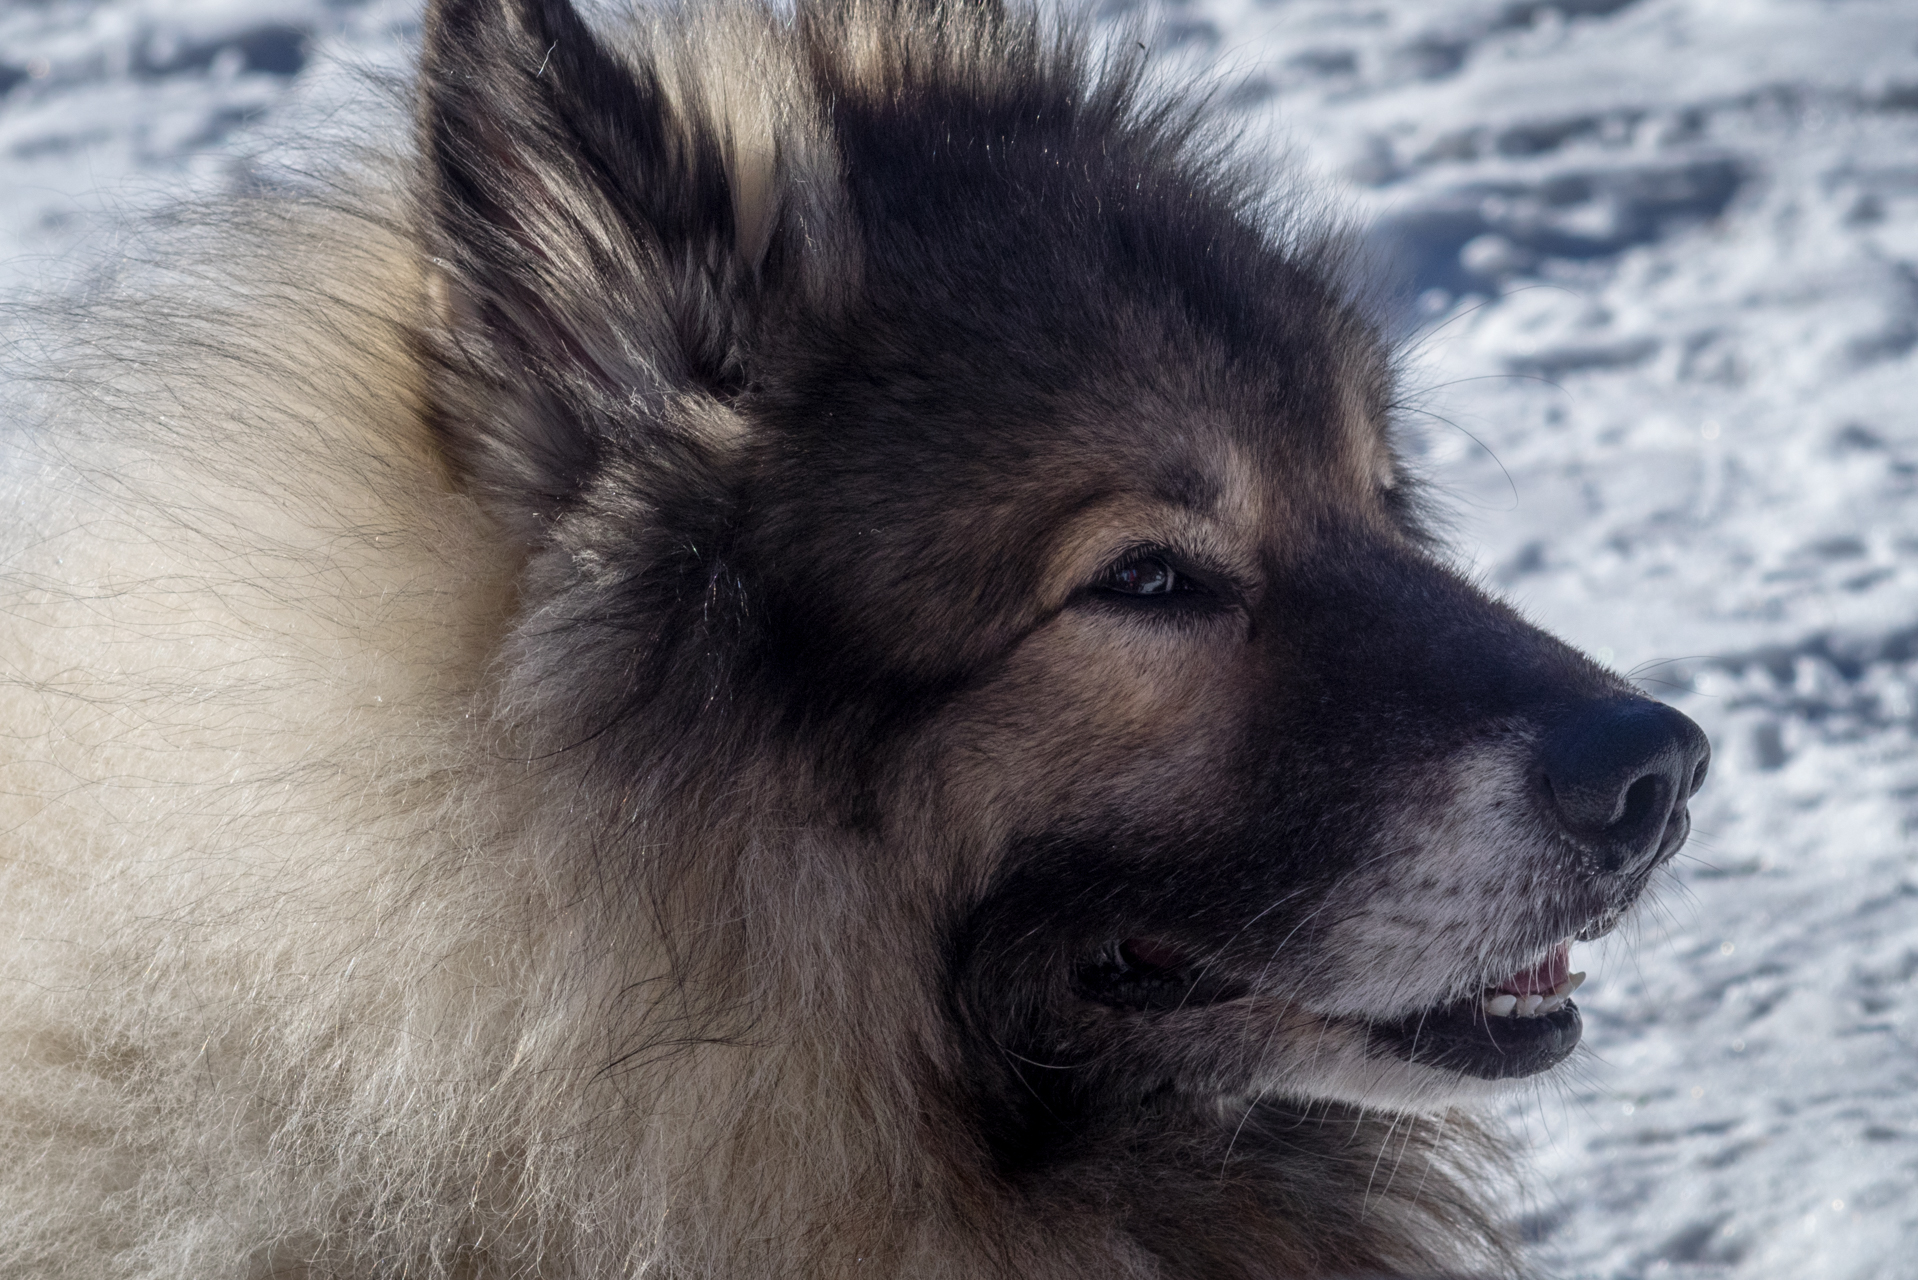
[1497, 942, 1571, 996]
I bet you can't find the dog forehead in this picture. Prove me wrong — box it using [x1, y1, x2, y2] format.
[1054, 356, 1393, 551]
[744, 239, 1395, 598]
[1025, 397, 1402, 611]
[1111, 426, 1263, 528]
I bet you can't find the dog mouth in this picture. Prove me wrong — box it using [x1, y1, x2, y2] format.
[1082, 938, 1587, 1081]
[1365, 941, 1584, 1080]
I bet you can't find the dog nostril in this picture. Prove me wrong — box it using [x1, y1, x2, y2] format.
[1538, 698, 1711, 877]
[1616, 774, 1659, 834]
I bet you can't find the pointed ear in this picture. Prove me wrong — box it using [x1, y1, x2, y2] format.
[415, 0, 849, 531]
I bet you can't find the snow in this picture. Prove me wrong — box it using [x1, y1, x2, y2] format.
[3, 0, 1916, 1275]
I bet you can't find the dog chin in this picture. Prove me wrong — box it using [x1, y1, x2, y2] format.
[1271, 1059, 1541, 1114]
[1233, 1018, 1579, 1112]
[1201, 983, 1585, 1112]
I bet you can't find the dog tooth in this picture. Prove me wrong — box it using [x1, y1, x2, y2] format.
[1516, 994, 1544, 1018]
[1550, 972, 1587, 1000]
[1485, 993, 1519, 1017]
[1538, 995, 1566, 1014]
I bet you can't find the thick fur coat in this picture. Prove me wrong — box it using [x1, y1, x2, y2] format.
[0, 0, 1708, 1276]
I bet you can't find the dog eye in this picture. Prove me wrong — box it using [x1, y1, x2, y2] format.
[1103, 555, 1186, 597]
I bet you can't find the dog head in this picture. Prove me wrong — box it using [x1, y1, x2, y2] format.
[416, 0, 1708, 1176]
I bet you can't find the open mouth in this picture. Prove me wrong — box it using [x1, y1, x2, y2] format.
[1370, 941, 1584, 1080]
[1081, 937, 1586, 1081]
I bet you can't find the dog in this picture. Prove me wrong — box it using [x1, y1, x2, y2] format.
[0, 0, 1709, 1275]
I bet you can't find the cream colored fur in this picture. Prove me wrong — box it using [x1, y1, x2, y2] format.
[0, 202, 528, 1272]
[0, 177, 1087, 1280]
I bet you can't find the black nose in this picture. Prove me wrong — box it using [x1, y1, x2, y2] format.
[1538, 698, 1710, 877]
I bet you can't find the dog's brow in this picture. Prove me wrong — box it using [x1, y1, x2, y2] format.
[1151, 464, 1221, 512]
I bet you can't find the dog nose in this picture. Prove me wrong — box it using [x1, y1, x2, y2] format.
[1538, 698, 1711, 877]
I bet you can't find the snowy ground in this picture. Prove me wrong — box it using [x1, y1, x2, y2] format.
[4, 1, 1917, 1276]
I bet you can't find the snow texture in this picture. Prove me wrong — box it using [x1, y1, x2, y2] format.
[3, 1, 1916, 1276]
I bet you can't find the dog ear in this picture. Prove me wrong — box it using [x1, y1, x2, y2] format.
[415, 0, 846, 531]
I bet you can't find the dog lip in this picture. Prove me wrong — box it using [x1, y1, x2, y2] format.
[1371, 996, 1583, 1080]
[1077, 938, 1249, 1011]
[1118, 937, 1192, 972]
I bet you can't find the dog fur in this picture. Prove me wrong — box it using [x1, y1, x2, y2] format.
[0, 0, 1707, 1275]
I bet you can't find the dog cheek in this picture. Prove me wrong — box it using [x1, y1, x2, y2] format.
[938, 615, 1256, 833]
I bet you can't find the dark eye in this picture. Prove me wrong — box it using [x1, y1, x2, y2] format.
[1087, 550, 1236, 619]
[1103, 555, 1185, 597]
